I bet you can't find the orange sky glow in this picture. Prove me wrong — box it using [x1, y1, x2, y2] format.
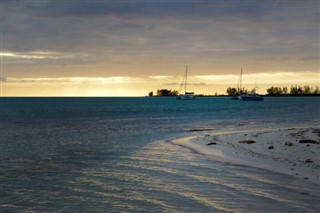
[1, 1, 319, 96]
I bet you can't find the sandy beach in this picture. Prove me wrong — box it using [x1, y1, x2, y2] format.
[173, 127, 320, 185]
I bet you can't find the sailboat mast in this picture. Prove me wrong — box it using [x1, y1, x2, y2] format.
[185, 65, 188, 94]
[240, 68, 242, 95]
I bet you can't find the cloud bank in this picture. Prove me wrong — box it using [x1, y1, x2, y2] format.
[1, 0, 319, 96]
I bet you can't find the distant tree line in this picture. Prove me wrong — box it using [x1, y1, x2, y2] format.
[226, 87, 249, 96]
[150, 85, 320, 97]
[266, 85, 320, 96]
[225, 85, 320, 96]
[225, 87, 261, 96]
[149, 89, 179, 96]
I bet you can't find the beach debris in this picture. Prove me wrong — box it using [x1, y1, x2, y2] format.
[239, 140, 256, 144]
[312, 129, 320, 137]
[284, 141, 293, 146]
[299, 139, 318, 144]
[206, 142, 217, 146]
[305, 159, 313, 163]
[268, 146, 274, 149]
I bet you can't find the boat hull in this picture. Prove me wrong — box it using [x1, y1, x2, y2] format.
[177, 94, 195, 100]
[240, 95, 264, 101]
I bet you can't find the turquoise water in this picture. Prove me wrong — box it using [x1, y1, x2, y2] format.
[1, 97, 320, 212]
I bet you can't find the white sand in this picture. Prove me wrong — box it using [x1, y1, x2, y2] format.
[173, 127, 320, 185]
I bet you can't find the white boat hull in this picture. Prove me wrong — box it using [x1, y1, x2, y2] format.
[177, 94, 195, 100]
[239, 93, 264, 101]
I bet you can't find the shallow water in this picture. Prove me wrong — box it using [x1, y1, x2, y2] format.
[1, 97, 320, 212]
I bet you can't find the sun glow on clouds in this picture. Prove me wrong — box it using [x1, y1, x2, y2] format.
[0, 51, 75, 60]
[1, 76, 144, 85]
[1, 1, 318, 97]
[194, 71, 320, 85]
[2, 71, 318, 97]
[149, 76, 173, 80]
[1, 76, 151, 97]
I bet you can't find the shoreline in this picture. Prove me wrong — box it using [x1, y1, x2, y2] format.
[172, 127, 320, 185]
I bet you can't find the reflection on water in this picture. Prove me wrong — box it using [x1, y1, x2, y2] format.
[1, 97, 320, 212]
[5, 139, 319, 212]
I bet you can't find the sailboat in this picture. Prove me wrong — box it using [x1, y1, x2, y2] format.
[238, 68, 264, 101]
[231, 70, 241, 100]
[177, 65, 195, 100]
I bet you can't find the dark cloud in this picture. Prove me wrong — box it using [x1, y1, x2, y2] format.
[1, 77, 8, 82]
[5, 0, 279, 19]
[2, 0, 319, 76]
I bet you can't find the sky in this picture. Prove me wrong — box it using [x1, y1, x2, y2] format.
[1, 0, 319, 96]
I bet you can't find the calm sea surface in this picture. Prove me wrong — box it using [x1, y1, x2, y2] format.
[1, 97, 320, 212]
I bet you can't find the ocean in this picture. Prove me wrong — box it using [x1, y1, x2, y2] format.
[1, 97, 320, 212]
